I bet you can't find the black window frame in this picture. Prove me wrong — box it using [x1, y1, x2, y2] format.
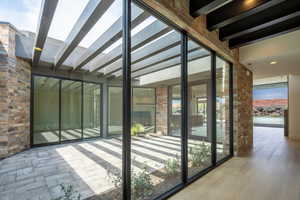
[30, 74, 103, 147]
[29, 0, 235, 199]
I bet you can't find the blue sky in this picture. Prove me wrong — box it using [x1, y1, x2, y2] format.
[0, 0, 156, 48]
[253, 84, 288, 100]
[0, 0, 123, 47]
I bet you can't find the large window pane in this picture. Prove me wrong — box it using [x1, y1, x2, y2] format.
[108, 86, 123, 135]
[33, 76, 60, 144]
[216, 57, 231, 161]
[253, 82, 288, 127]
[187, 39, 212, 178]
[83, 83, 101, 138]
[132, 88, 156, 133]
[61, 80, 82, 141]
[129, 4, 182, 199]
[169, 85, 181, 136]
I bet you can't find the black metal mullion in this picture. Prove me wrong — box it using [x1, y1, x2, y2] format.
[59, 79, 62, 143]
[211, 51, 217, 166]
[100, 84, 103, 137]
[181, 32, 188, 184]
[122, 0, 131, 199]
[81, 82, 84, 139]
[229, 63, 234, 156]
[30, 75, 34, 147]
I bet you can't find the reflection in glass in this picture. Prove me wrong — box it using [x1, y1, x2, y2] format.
[216, 57, 231, 161]
[132, 88, 156, 133]
[187, 39, 212, 178]
[170, 85, 181, 136]
[108, 87, 123, 135]
[33, 77, 60, 144]
[61, 80, 82, 141]
[130, 5, 182, 198]
[83, 83, 101, 138]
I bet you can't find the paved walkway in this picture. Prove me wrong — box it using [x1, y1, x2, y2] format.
[0, 135, 206, 200]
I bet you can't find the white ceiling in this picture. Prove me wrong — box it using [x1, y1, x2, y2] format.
[239, 29, 300, 80]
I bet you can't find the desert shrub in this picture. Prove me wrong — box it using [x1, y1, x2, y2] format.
[164, 155, 180, 176]
[131, 167, 154, 200]
[53, 184, 81, 200]
[131, 123, 145, 136]
[189, 142, 211, 167]
[107, 165, 153, 200]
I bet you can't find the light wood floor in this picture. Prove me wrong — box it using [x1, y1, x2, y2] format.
[170, 127, 300, 200]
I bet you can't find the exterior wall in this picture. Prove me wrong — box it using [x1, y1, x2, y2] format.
[155, 87, 168, 135]
[0, 24, 31, 158]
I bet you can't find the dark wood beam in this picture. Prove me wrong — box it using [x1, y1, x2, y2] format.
[229, 14, 300, 48]
[220, 1, 300, 41]
[207, 0, 286, 31]
[32, 0, 58, 67]
[190, 0, 233, 17]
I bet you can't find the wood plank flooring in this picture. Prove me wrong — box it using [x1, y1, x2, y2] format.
[169, 127, 300, 200]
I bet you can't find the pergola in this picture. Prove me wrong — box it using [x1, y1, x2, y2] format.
[15, 0, 209, 80]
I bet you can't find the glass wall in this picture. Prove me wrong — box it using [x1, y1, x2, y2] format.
[187, 39, 212, 178]
[253, 82, 288, 127]
[33, 76, 60, 145]
[83, 83, 101, 138]
[31, 1, 234, 198]
[169, 85, 181, 136]
[33, 76, 102, 144]
[129, 3, 182, 199]
[216, 56, 231, 161]
[132, 88, 156, 133]
[61, 80, 82, 141]
[108, 86, 123, 135]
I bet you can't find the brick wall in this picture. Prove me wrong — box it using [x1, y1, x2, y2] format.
[234, 64, 253, 155]
[155, 87, 169, 135]
[0, 24, 31, 158]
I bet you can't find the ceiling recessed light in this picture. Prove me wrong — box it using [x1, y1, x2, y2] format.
[270, 61, 277, 65]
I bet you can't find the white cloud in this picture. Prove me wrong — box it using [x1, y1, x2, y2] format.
[0, 0, 41, 32]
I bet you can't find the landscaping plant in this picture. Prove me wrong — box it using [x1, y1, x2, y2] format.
[53, 184, 81, 200]
[164, 155, 180, 176]
[107, 164, 154, 200]
[131, 123, 145, 136]
[131, 166, 154, 200]
[189, 142, 211, 167]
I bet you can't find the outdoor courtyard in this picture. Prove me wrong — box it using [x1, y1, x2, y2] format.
[0, 134, 226, 200]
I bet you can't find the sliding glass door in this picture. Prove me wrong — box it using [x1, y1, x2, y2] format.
[32, 76, 101, 145]
[33, 76, 60, 145]
[216, 57, 231, 161]
[83, 83, 101, 138]
[61, 80, 82, 141]
[187, 39, 212, 178]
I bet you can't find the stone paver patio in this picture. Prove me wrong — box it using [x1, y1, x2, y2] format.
[0, 135, 210, 200]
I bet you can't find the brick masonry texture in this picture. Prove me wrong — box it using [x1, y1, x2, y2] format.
[155, 87, 169, 135]
[234, 64, 253, 155]
[0, 24, 31, 159]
